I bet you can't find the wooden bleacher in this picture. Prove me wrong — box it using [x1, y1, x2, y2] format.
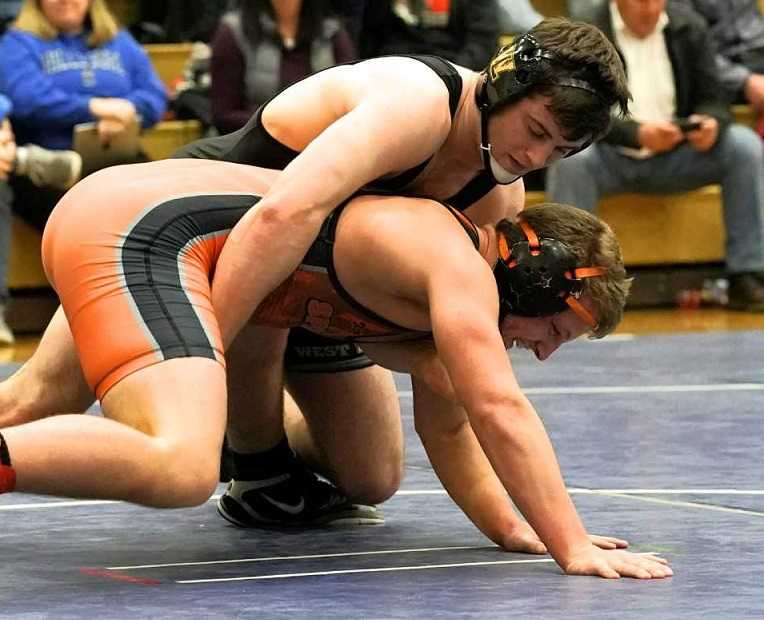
[143, 42, 196, 87]
[526, 186, 725, 266]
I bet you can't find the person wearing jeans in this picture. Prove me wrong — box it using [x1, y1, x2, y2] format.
[546, 0, 764, 311]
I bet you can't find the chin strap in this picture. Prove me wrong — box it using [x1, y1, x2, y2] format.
[478, 77, 492, 169]
[477, 77, 521, 186]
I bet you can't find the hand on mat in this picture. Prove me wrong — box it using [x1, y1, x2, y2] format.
[501, 524, 629, 555]
[562, 546, 673, 579]
[498, 520, 547, 554]
[587, 534, 629, 550]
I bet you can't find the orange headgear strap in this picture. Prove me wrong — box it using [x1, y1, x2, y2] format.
[497, 232, 511, 261]
[519, 220, 541, 254]
[564, 266, 605, 328]
[498, 220, 606, 328]
[565, 295, 598, 328]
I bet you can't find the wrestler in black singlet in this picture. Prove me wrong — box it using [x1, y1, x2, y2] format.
[173, 55, 496, 372]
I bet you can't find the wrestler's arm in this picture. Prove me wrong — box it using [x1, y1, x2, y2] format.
[463, 176, 526, 226]
[411, 376, 550, 554]
[362, 339, 457, 402]
[211, 62, 453, 347]
[425, 255, 668, 578]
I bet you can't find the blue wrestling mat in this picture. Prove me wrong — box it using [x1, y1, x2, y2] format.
[2, 330, 764, 618]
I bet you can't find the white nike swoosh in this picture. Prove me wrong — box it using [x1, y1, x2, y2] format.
[260, 493, 305, 515]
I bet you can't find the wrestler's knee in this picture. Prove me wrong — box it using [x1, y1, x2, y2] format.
[0, 381, 50, 427]
[144, 440, 220, 507]
[333, 455, 403, 505]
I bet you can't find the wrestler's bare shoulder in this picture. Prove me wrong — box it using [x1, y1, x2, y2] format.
[339, 194, 478, 258]
[281, 55, 468, 107]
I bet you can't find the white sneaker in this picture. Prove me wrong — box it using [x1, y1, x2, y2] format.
[16, 145, 82, 190]
[0, 305, 14, 345]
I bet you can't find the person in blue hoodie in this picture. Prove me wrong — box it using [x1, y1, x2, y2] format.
[0, 0, 167, 229]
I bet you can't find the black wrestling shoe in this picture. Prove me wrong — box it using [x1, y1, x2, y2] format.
[217, 463, 384, 527]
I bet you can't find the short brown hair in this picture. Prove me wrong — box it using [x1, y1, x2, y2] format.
[488, 18, 630, 143]
[14, 0, 120, 46]
[497, 203, 631, 338]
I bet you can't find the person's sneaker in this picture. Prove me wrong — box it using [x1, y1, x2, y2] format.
[16, 144, 82, 190]
[727, 273, 764, 312]
[0, 304, 14, 345]
[217, 463, 384, 527]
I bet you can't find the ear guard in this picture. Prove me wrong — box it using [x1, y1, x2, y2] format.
[494, 220, 604, 328]
[476, 33, 601, 159]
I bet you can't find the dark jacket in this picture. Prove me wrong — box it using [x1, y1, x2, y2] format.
[359, 0, 498, 71]
[589, 1, 730, 148]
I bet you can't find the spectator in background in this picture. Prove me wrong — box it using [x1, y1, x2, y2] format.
[674, 1, 764, 113]
[0, 99, 15, 345]
[497, 0, 542, 35]
[0, 92, 83, 344]
[163, 0, 230, 43]
[0, 0, 167, 230]
[566, 0, 604, 22]
[330, 0, 366, 45]
[211, 0, 357, 135]
[359, 0, 499, 71]
[546, 0, 764, 312]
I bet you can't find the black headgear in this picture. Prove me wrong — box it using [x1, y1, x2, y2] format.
[475, 33, 602, 179]
[494, 219, 604, 328]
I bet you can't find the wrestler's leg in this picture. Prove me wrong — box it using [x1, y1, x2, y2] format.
[0, 306, 94, 428]
[224, 321, 288, 454]
[220, 323, 383, 525]
[1, 357, 226, 507]
[284, 365, 403, 505]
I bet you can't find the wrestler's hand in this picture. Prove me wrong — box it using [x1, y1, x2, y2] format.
[499, 523, 628, 555]
[562, 545, 673, 579]
[497, 520, 547, 554]
[588, 534, 629, 550]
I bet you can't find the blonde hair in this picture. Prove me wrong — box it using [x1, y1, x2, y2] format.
[14, 0, 119, 46]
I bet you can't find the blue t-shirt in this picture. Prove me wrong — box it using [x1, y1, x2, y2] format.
[0, 28, 167, 149]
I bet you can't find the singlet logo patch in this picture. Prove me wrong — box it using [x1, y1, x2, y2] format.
[304, 298, 334, 331]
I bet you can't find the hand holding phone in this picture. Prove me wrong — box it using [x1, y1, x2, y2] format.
[675, 118, 702, 133]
